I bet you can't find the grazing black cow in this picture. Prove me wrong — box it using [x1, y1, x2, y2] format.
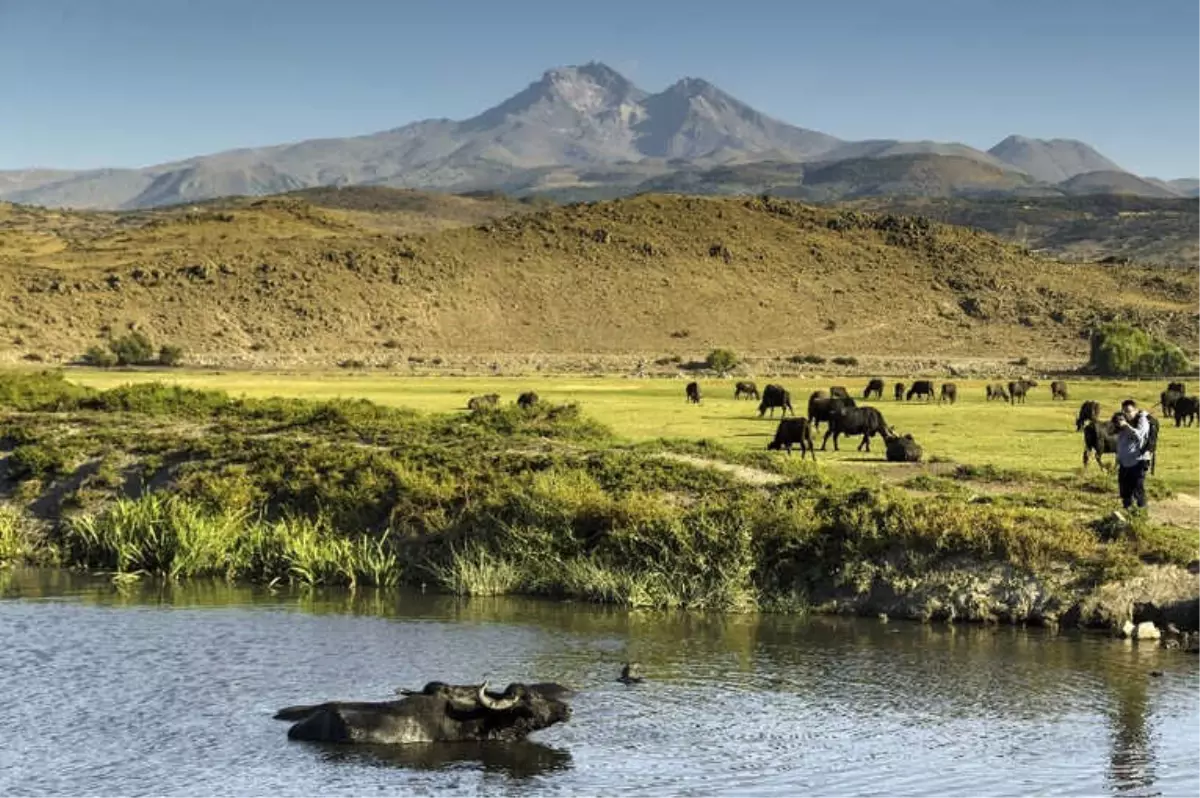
[906, 380, 935, 401]
[686, 382, 701, 404]
[1167, 381, 1186, 395]
[1051, 381, 1069, 401]
[767, 418, 817, 460]
[1082, 419, 1119, 469]
[1161, 389, 1183, 417]
[863, 379, 885, 400]
[467, 394, 500, 411]
[939, 383, 957, 405]
[757, 384, 793, 417]
[734, 381, 759, 400]
[517, 391, 539, 409]
[986, 383, 1009, 402]
[884, 431, 922, 463]
[830, 386, 851, 400]
[808, 394, 856, 431]
[1175, 396, 1199, 427]
[1075, 400, 1101, 432]
[822, 405, 890, 452]
[894, 382, 905, 401]
[1008, 379, 1037, 405]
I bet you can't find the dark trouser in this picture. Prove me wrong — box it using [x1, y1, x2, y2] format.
[1118, 462, 1149, 510]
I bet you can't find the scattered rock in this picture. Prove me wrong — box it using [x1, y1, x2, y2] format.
[1118, 620, 1136, 639]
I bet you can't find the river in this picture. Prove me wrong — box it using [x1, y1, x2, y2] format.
[1, 568, 1196, 797]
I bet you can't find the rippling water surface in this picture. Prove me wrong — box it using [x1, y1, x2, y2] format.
[1, 569, 1197, 797]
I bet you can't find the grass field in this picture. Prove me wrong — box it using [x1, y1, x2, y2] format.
[65, 368, 1200, 496]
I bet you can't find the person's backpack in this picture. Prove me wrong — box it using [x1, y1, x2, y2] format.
[1141, 411, 1160, 474]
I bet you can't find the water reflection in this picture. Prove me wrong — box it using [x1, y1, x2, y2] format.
[1, 567, 1196, 797]
[1107, 652, 1156, 794]
[316, 741, 573, 779]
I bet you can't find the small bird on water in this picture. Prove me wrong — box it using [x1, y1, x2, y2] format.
[617, 662, 644, 685]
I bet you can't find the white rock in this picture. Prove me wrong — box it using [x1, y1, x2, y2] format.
[1134, 621, 1162, 641]
[1118, 621, 1136, 639]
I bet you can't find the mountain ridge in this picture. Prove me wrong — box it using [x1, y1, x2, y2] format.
[1, 63, 1194, 209]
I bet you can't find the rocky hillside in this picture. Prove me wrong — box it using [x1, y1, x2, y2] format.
[0, 192, 1195, 368]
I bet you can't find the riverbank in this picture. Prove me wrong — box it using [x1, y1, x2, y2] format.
[1, 370, 1196, 638]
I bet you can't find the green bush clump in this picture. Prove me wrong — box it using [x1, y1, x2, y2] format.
[110, 332, 156, 366]
[831, 356, 859, 367]
[1088, 323, 1192, 377]
[705, 348, 739, 375]
[157, 345, 184, 367]
[8, 443, 69, 482]
[0, 370, 96, 411]
[788, 354, 826, 365]
[78, 330, 184, 368]
[82, 346, 118, 368]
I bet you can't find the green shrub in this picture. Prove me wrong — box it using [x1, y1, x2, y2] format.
[831, 356, 859, 367]
[110, 331, 156, 366]
[705, 348, 739, 374]
[1088, 323, 1192, 377]
[8, 444, 68, 481]
[82, 346, 118, 368]
[157, 345, 184, 367]
[788, 354, 826, 365]
[0, 370, 95, 411]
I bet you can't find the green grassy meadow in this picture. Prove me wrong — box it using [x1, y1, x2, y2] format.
[65, 369, 1200, 495]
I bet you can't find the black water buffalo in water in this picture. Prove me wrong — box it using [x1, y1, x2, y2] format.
[822, 405, 890, 452]
[906, 380, 935, 401]
[734, 381, 759, 400]
[884, 431, 922, 463]
[1082, 419, 1120, 469]
[517, 391, 539, 409]
[467, 394, 500, 411]
[863, 379, 885, 400]
[275, 681, 572, 745]
[894, 382, 905, 401]
[1075, 400, 1101, 432]
[685, 382, 701, 404]
[1161, 389, 1184, 417]
[986, 383, 1009, 402]
[939, 383, 957, 405]
[1008, 379, 1037, 404]
[1175, 396, 1199, 427]
[829, 386, 851, 400]
[758, 384, 793, 417]
[767, 417, 817, 460]
[808, 394, 856, 430]
[1051, 381, 1069, 401]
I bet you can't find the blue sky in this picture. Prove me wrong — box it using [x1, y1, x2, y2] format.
[2, 0, 1197, 177]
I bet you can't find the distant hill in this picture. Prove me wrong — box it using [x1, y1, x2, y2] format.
[1166, 178, 1200, 197]
[988, 135, 1125, 182]
[2, 63, 1193, 210]
[849, 194, 1199, 266]
[1, 192, 1194, 369]
[1057, 170, 1183, 198]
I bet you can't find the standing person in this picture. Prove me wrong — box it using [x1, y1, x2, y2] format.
[1114, 399, 1153, 512]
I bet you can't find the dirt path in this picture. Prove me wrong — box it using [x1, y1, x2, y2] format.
[1155, 493, 1200, 529]
[656, 452, 788, 486]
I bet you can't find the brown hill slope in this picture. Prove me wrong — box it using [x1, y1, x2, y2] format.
[0, 194, 1195, 367]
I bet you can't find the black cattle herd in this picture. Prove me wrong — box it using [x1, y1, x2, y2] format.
[461, 378, 1196, 468]
[677, 377, 1197, 467]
